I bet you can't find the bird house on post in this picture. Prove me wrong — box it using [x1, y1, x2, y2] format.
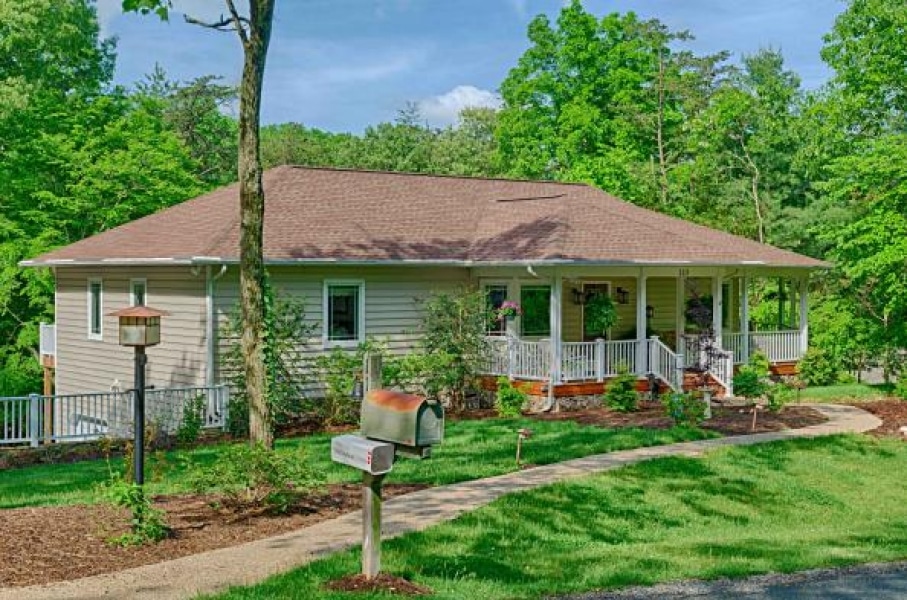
[110, 306, 167, 347]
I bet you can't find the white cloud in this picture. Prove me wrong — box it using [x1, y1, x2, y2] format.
[418, 85, 501, 126]
[507, 0, 528, 18]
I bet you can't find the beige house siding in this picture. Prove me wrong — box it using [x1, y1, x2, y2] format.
[212, 266, 471, 384]
[55, 267, 207, 395]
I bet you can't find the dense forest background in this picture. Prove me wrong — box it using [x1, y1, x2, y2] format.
[2, 0, 905, 395]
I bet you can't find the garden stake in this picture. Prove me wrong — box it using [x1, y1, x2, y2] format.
[516, 428, 533, 466]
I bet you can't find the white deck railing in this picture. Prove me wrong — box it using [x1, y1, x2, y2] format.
[648, 337, 683, 392]
[748, 331, 802, 363]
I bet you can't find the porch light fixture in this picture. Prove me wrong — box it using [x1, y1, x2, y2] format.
[614, 287, 630, 305]
[571, 287, 589, 306]
[646, 305, 655, 319]
[109, 306, 168, 488]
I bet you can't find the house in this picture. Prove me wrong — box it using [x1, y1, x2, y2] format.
[22, 166, 827, 410]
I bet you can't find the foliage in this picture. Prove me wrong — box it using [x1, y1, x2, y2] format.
[420, 288, 491, 410]
[187, 443, 323, 514]
[662, 392, 707, 426]
[765, 382, 795, 412]
[495, 377, 528, 417]
[584, 293, 618, 338]
[798, 347, 840, 387]
[101, 476, 170, 546]
[383, 351, 454, 400]
[605, 368, 639, 413]
[176, 395, 206, 447]
[222, 281, 316, 437]
[893, 380, 907, 401]
[313, 340, 384, 426]
[748, 351, 771, 378]
[732, 368, 768, 403]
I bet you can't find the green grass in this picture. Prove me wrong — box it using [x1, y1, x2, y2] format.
[205, 435, 907, 600]
[798, 383, 890, 403]
[0, 418, 712, 509]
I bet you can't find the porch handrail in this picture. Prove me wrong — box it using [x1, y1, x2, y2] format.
[0, 385, 230, 447]
[647, 337, 683, 392]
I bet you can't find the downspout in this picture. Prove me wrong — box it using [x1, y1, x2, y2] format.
[206, 265, 228, 387]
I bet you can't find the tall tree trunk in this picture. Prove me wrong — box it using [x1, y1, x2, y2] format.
[655, 52, 669, 206]
[238, 0, 275, 448]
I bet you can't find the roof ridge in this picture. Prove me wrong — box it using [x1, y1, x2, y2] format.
[281, 164, 593, 188]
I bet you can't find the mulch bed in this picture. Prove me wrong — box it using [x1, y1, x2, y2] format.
[524, 403, 828, 436]
[324, 573, 433, 595]
[859, 400, 907, 438]
[0, 483, 426, 589]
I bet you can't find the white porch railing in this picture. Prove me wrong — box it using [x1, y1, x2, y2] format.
[485, 337, 550, 381]
[561, 340, 638, 382]
[748, 331, 802, 363]
[648, 337, 683, 392]
[0, 385, 229, 447]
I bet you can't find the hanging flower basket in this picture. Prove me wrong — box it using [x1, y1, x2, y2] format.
[496, 300, 523, 321]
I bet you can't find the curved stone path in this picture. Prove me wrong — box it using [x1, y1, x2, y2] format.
[1, 404, 880, 600]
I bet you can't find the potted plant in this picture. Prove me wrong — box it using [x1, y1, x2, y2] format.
[495, 300, 523, 322]
[584, 293, 618, 338]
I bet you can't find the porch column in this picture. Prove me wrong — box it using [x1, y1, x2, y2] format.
[711, 273, 723, 350]
[506, 278, 520, 338]
[799, 276, 809, 354]
[550, 272, 562, 386]
[636, 270, 647, 375]
[675, 270, 686, 353]
[741, 275, 751, 364]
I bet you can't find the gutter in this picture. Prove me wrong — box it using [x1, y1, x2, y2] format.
[205, 265, 228, 387]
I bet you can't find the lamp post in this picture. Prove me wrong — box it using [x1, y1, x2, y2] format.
[109, 306, 168, 486]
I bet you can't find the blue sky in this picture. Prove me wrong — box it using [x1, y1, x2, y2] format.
[97, 0, 845, 132]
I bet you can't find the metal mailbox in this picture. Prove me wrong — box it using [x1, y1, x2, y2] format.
[331, 435, 395, 476]
[360, 389, 444, 449]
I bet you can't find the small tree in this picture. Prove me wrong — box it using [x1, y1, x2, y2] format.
[221, 281, 315, 437]
[420, 287, 491, 411]
[605, 366, 639, 412]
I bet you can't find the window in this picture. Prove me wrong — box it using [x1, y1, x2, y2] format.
[87, 279, 103, 340]
[520, 285, 551, 337]
[130, 279, 147, 307]
[324, 281, 364, 345]
[485, 284, 508, 335]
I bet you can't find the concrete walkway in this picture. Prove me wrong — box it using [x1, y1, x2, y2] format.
[1, 404, 880, 600]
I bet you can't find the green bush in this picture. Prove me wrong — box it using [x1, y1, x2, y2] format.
[605, 368, 638, 412]
[733, 366, 769, 403]
[383, 351, 455, 400]
[100, 476, 170, 546]
[798, 347, 841, 387]
[495, 377, 528, 417]
[894, 379, 907, 401]
[766, 384, 795, 412]
[176, 395, 206, 447]
[663, 392, 707, 426]
[187, 443, 323, 514]
[748, 351, 771, 378]
[314, 343, 378, 427]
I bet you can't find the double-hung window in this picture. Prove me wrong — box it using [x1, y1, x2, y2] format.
[324, 280, 364, 346]
[520, 285, 551, 337]
[485, 284, 508, 336]
[87, 278, 103, 340]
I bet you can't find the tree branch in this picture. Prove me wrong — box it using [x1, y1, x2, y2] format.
[225, 0, 249, 45]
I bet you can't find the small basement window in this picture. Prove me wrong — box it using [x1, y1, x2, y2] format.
[130, 279, 147, 307]
[88, 278, 103, 340]
[324, 280, 364, 345]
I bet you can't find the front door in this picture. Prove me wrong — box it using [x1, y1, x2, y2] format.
[582, 282, 611, 341]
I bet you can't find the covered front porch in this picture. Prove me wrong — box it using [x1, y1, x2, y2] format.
[479, 266, 810, 397]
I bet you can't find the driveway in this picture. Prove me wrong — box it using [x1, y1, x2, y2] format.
[558, 561, 907, 599]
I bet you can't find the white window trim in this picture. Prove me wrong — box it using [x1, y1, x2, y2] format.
[323, 279, 365, 348]
[482, 280, 510, 336]
[130, 278, 148, 307]
[87, 278, 103, 341]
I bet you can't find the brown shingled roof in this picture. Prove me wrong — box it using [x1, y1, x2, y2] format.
[22, 166, 827, 268]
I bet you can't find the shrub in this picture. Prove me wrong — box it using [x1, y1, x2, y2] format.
[584, 293, 618, 338]
[766, 384, 794, 412]
[894, 379, 907, 401]
[798, 347, 840, 387]
[495, 377, 528, 417]
[221, 278, 317, 437]
[100, 476, 170, 546]
[176, 395, 206, 447]
[383, 351, 454, 399]
[733, 366, 769, 403]
[420, 288, 491, 410]
[187, 443, 323, 514]
[748, 351, 771, 378]
[605, 368, 638, 412]
[663, 392, 707, 426]
[314, 343, 375, 427]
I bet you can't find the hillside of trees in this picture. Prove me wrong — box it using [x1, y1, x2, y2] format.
[1, 0, 904, 395]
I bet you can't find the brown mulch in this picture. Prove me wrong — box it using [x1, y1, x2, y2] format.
[0, 483, 426, 589]
[528, 402, 828, 436]
[859, 400, 907, 438]
[324, 573, 433, 596]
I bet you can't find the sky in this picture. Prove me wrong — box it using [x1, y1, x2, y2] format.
[96, 0, 846, 132]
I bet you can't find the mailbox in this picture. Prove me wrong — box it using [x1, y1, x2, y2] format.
[331, 434, 395, 476]
[360, 389, 444, 449]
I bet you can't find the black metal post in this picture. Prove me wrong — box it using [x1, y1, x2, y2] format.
[134, 346, 147, 486]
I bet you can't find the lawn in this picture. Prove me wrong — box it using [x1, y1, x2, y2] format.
[0, 418, 711, 509]
[205, 434, 907, 600]
[798, 383, 890, 403]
